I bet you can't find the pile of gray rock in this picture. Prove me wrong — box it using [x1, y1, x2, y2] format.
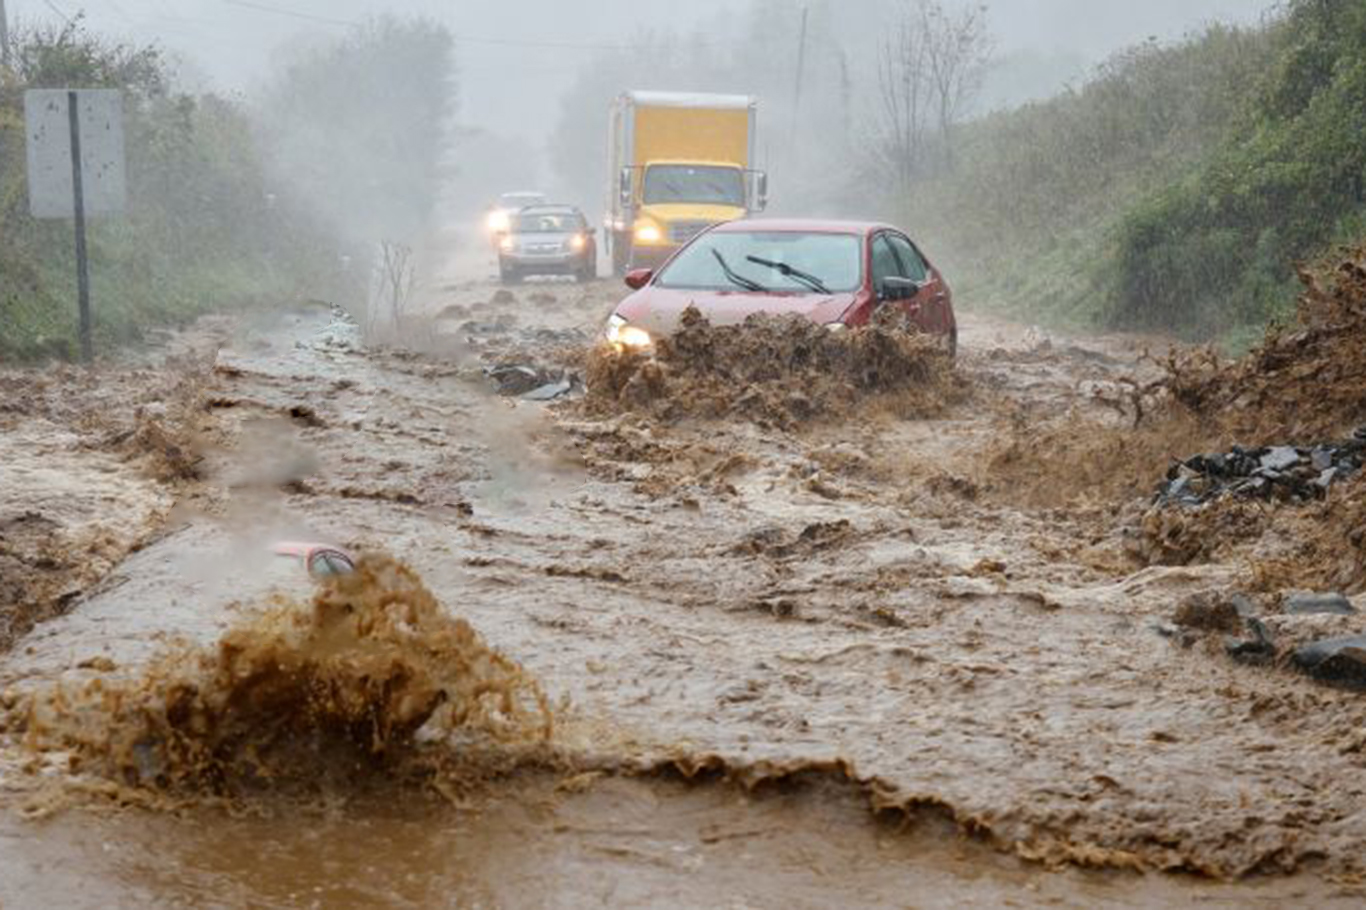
[1157, 427, 1366, 506]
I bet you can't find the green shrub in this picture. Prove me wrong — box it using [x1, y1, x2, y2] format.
[1108, 0, 1366, 335]
[0, 19, 349, 361]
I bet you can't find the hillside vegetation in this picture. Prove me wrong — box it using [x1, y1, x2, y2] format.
[0, 22, 334, 361]
[907, 0, 1366, 344]
[0, 16, 454, 362]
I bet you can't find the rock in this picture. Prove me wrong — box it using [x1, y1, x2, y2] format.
[1229, 592, 1260, 618]
[1172, 591, 1242, 633]
[1292, 634, 1366, 685]
[522, 378, 574, 401]
[1159, 433, 1363, 506]
[1225, 616, 1276, 664]
[1260, 446, 1302, 472]
[1284, 592, 1356, 616]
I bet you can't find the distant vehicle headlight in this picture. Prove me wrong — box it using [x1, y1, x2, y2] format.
[499, 235, 516, 252]
[634, 223, 662, 244]
[606, 314, 652, 350]
[487, 210, 510, 233]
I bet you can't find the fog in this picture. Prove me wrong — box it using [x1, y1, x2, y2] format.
[4, 0, 1280, 290]
[23, 0, 1274, 143]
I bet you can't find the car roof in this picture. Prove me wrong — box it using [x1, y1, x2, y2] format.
[711, 218, 893, 236]
[517, 204, 585, 215]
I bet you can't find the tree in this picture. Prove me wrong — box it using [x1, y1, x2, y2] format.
[875, 0, 991, 192]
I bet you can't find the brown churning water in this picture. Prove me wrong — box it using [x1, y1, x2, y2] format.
[7, 554, 554, 800]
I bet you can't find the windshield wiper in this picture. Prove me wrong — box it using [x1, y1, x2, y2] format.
[745, 256, 832, 294]
[712, 249, 767, 292]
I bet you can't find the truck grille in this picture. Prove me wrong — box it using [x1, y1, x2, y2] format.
[669, 220, 713, 244]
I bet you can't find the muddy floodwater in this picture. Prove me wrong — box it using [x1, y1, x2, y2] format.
[3, 256, 1366, 908]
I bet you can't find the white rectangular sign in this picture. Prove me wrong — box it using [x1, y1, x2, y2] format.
[24, 89, 127, 219]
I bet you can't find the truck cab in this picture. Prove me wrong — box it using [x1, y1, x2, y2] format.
[606, 92, 767, 273]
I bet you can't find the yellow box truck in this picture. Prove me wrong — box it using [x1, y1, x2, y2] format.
[606, 91, 767, 273]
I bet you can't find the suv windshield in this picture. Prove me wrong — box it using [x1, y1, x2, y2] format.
[656, 231, 862, 293]
[643, 165, 745, 206]
[513, 211, 583, 232]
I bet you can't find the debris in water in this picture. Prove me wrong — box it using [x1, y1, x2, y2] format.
[1292, 633, 1366, 686]
[483, 363, 579, 400]
[1283, 592, 1356, 616]
[1155, 429, 1365, 506]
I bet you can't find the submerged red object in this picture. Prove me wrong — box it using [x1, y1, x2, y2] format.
[272, 541, 356, 578]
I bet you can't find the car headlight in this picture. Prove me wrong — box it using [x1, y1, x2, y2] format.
[606, 314, 652, 350]
[570, 234, 586, 251]
[487, 210, 510, 233]
[634, 223, 662, 244]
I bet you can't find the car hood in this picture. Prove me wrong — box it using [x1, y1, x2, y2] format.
[615, 286, 856, 336]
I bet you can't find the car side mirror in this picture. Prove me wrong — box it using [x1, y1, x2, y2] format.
[624, 268, 653, 290]
[586, 227, 597, 236]
[881, 276, 919, 301]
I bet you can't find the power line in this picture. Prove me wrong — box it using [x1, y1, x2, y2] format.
[43, 0, 76, 26]
[219, 0, 355, 29]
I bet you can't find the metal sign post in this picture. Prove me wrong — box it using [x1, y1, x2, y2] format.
[67, 92, 93, 362]
[24, 89, 126, 363]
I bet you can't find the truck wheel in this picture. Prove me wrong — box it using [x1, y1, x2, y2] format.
[499, 265, 522, 285]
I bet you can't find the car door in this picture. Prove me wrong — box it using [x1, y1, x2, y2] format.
[885, 232, 950, 334]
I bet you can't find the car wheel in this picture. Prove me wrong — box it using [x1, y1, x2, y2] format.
[500, 266, 522, 285]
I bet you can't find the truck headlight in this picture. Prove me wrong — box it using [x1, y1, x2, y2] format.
[487, 210, 510, 233]
[634, 223, 662, 244]
[606, 314, 652, 350]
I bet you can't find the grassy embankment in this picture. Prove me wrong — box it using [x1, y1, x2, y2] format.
[916, 0, 1366, 346]
[0, 21, 345, 361]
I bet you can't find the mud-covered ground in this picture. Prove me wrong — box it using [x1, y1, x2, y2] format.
[2, 255, 1366, 907]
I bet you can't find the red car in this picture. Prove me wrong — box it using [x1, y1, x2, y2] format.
[604, 219, 957, 356]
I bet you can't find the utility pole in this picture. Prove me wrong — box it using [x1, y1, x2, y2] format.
[786, 4, 809, 180]
[790, 5, 809, 133]
[1, 0, 12, 71]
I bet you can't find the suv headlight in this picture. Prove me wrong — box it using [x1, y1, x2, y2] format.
[606, 314, 652, 350]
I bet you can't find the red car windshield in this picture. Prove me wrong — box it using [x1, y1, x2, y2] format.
[656, 231, 862, 293]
